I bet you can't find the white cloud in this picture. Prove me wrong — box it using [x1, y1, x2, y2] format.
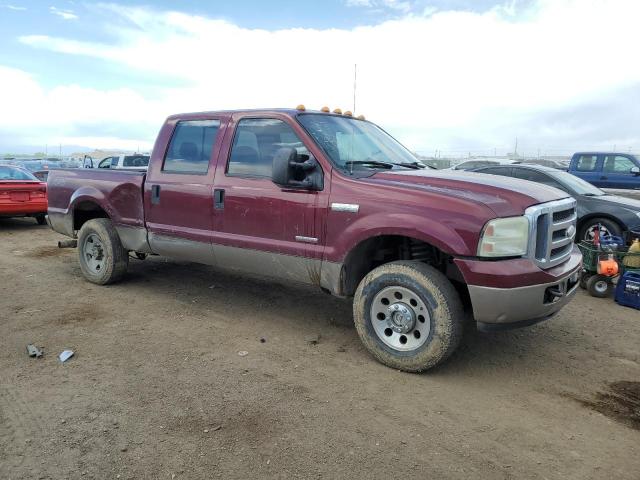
[4, 0, 640, 154]
[49, 6, 78, 20]
[1, 4, 26, 10]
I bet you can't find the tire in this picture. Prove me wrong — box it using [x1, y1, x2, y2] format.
[77, 218, 129, 285]
[579, 217, 623, 242]
[579, 271, 592, 290]
[585, 274, 612, 298]
[35, 214, 46, 225]
[353, 261, 464, 373]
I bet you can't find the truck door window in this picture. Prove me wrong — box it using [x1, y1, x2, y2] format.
[227, 118, 309, 178]
[575, 155, 597, 171]
[163, 120, 220, 174]
[603, 155, 635, 173]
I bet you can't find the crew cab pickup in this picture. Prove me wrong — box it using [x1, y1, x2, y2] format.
[47, 108, 582, 372]
[569, 152, 640, 189]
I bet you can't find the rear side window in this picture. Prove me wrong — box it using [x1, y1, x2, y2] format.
[575, 155, 597, 172]
[603, 155, 635, 173]
[515, 169, 565, 190]
[227, 118, 308, 178]
[479, 167, 512, 176]
[123, 155, 149, 167]
[163, 120, 220, 174]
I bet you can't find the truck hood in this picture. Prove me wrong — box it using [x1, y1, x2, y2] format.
[367, 169, 569, 217]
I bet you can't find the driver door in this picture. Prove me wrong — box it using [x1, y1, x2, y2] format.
[211, 113, 329, 284]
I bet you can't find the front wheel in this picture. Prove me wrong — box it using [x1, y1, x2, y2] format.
[353, 261, 464, 372]
[77, 218, 129, 285]
[579, 218, 623, 242]
[35, 214, 46, 225]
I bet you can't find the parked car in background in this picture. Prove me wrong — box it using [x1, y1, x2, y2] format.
[569, 152, 640, 189]
[521, 158, 570, 170]
[449, 159, 518, 171]
[83, 154, 150, 170]
[471, 164, 640, 241]
[0, 164, 48, 224]
[47, 107, 581, 372]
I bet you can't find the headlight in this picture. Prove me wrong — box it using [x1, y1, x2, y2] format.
[478, 216, 530, 257]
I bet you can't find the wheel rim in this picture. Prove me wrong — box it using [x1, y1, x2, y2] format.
[83, 233, 105, 274]
[370, 286, 431, 352]
[594, 280, 609, 294]
[584, 224, 611, 241]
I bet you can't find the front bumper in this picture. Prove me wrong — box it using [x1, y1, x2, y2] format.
[458, 245, 582, 329]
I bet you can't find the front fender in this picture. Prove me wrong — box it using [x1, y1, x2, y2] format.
[325, 211, 478, 263]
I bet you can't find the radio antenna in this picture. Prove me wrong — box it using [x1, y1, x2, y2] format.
[353, 63, 357, 114]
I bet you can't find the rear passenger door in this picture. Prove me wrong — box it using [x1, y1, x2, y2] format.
[144, 115, 228, 264]
[211, 113, 328, 284]
[600, 155, 640, 189]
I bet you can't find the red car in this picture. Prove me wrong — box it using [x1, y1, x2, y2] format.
[0, 164, 48, 224]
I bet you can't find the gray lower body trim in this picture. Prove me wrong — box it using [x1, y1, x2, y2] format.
[468, 268, 581, 325]
[148, 232, 215, 265]
[214, 243, 324, 287]
[146, 233, 344, 294]
[47, 210, 74, 238]
[116, 225, 152, 253]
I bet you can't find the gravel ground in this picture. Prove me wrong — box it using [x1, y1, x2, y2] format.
[1, 217, 639, 480]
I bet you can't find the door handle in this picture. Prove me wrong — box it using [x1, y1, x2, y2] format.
[151, 185, 161, 205]
[214, 188, 225, 210]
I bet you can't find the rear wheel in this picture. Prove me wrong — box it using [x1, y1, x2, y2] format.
[78, 218, 128, 285]
[353, 261, 463, 372]
[586, 274, 612, 298]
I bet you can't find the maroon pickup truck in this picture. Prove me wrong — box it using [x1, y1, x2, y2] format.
[47, 107, 582, 372]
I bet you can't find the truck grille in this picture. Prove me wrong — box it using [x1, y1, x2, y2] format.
[526, 198, 577, 269]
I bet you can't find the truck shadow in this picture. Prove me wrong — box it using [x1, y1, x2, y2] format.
[119, 255, 561, 375]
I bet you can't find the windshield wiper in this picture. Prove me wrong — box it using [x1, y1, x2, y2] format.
[344, 160, 395, 170]
[397, 161, 428, 170]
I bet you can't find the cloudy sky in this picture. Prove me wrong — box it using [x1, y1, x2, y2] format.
[0, 0, 638, 156]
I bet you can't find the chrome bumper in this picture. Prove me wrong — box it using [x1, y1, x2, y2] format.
[469, 268, 581, 327]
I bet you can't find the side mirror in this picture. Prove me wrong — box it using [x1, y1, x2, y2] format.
[272, 147, 323, 190]
[631, 166, 640, 176]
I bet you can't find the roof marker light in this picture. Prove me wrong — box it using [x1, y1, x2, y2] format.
[357, 114, 365, 120]
[296, 104, 306, 111]
[344, 111, 353, 117]
[321, 106, 330, 113]
[333, 108, 342, 114]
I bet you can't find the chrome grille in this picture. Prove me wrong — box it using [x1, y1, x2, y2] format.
[525, 198, 577, 269]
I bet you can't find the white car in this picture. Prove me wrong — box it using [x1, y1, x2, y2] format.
[83, 154, 150, 170]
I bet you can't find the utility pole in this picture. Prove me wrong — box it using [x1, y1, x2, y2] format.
[353, 63, 357, 114]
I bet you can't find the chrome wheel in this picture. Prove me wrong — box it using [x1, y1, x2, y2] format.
[83, 233, 105, 274]
[584, 223, 611, 241]
[370, 286, 430, 352]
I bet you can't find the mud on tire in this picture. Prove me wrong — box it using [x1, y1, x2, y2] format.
[77, 218, 129, 285]
[353, 261, 464, 372]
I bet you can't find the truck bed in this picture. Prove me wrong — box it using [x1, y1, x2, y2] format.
[47, 169, 146, 238]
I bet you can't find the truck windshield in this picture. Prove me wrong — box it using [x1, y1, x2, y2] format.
[297, 114, 422, 171]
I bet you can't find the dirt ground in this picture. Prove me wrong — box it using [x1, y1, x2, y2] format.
[1, 218, 639, 480]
